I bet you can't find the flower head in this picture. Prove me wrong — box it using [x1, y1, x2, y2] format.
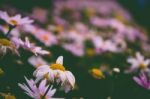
[89, 68, 105, 79]
[11, 37, 50, 55]
[33, 56, 75, 93]
[127, 52, 150, 73]
[0, 11, 33, 26]
[0, 38, 19, 55]
[18, 77, 56, 99]
[133, 72, 150, 90]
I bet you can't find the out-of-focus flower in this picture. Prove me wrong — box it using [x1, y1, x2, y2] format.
[127, 52, 150, 73]
[31, 7, 48, 23]
[92, 36, 122, 54]
[11, 37, 50, 55]
[63, 43, 84, 57]
[0, 11, 33, 26]
[0, 93, 16, 99]
[0, 24, 20, 37]
[89, 68, 105, 79]
[33, 56, 75, 93]
[23, 25, 58, 47]
[0, 38, 19, 55]
[61, 30, 85, 56]
[133, 72, 150, 90]
[28, 56, 48, 68]
[113, 68, 120, 73]
[18, 77, 56, 99]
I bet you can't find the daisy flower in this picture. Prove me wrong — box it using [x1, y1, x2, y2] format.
[11, 37, 50, 55]
[0, 11, 33, 26]
[18, 77, 56, 99]
[33, 56, 75, 93]
[127, 52, 150, 73]
[133, 72, 150, 90]
[0, 38, 19, 55]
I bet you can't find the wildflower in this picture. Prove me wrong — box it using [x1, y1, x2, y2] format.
[18, 77, 56, 99]
[90, 68, 105, 79]
[28, 56, 48, 68]
[127, 52, 150, 73]
[133, 72, 150, 90]
[0, 11, 33, 26]
[11, 37, 50, 55]
[0, 38, 19, 55]
[33, 56, 75, 93]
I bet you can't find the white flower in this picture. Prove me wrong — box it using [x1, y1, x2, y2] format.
[33, 56, 75, 93]
[127, 52, 150, 73]
[0, 11, 33, 26]
[18, 77, 56, 99]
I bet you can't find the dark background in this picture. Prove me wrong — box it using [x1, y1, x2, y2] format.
[0, 0, 150, 99]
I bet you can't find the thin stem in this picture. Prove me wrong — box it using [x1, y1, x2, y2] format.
[42, 85, 51, 99]
[6, 25, 15, 37]
[108, 75, 117, 99]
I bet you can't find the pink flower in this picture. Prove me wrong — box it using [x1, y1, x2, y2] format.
[11, 37, 50, 55]
[133, 72, 150, 90]
[0, 11, 34, 26]
[127, 52, 150, 73]
[28, 56, 48, 68]
[18, 77, 56, 99]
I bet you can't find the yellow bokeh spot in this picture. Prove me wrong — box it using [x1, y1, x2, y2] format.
[0, 68, 4, 76]
[0, 39, 12, 46]
[44, 73, 49, 79]
[0, 93, 16, 99]
[90, 68, 105, 79]
[86, 48, 95, 56]
[85, 8, 95, 17]
[50, 63, 65, 71]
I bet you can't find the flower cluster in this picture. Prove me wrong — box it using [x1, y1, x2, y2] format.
[0, 0, 150, 98]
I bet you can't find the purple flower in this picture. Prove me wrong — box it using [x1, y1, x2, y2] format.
[18, 77, 56, 99]
[133, 72, 150, 90]
[0, 11, 33, 26]
[11, 37, 50, 55]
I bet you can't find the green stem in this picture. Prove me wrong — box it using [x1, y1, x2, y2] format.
[6, 26, 15, 37]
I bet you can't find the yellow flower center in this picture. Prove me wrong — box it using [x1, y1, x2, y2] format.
[90, 68, 105, 79]
[44, 73, 49, 79]
[50, 63, 65, 71]
[42, 34, 49, 42]
[9, 20, 18, 26]
[0, 39, 12, 46]
[139, 63, 147, 69]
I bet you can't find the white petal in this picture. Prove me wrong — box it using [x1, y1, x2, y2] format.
[65, 71, 75, 88]
[56, 56, 63, 65]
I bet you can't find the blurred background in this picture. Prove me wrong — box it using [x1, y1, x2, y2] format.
[0, 0, 150, 99]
